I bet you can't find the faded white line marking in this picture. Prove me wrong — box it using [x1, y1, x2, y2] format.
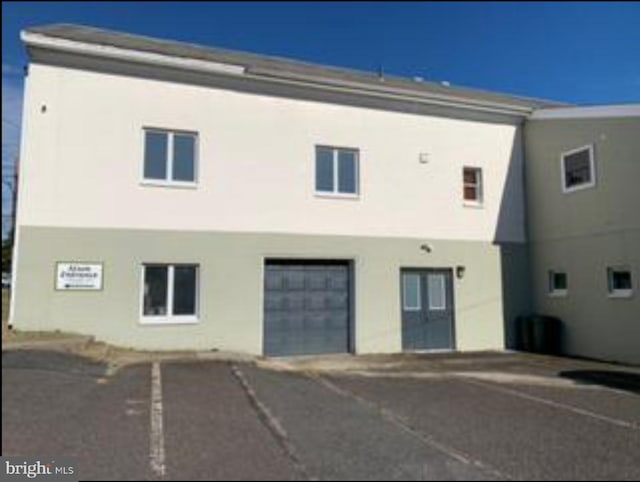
[150, 362, 166, 477]
[314, 374, 512, 481]
[230, 364, 313, 481]
[456, 376, 639, 430]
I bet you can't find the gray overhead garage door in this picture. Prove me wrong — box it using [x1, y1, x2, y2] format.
[263, 260, 352, 357]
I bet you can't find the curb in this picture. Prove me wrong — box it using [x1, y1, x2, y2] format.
[2, 336, 94, 351]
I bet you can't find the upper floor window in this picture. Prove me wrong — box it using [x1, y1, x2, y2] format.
[561, 145, 595, 193]
[315, 146, 359, 197]
[463, 167, 483, 205]
[143, 129, 198, 185]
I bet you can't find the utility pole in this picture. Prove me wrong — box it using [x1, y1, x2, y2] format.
[2, 156, 18, 271]
[10, 158, 19, 248]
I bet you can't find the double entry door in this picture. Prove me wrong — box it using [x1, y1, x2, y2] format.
[401, 268, 455, 351]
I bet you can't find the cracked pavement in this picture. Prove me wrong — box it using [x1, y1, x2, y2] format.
[3, 350, 640, 480]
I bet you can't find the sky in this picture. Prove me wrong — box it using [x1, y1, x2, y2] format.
[2, 1, 640, 236]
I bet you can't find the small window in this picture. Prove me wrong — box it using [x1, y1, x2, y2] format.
[173, 265, 198, 315]
[607, 267, 633, 298]
[143, 129, 198, 185]
[427, 273, 447, 310]
[315, 146, 359, 196]
[316, 147, 334, 192]
[142, 264, 199, 322]
[561, 145, 595, 193]
[142, 265, 169, 316]
[144, 131, 169, 181]
[172, 133, 196, 182]
[548, 271, 568, 296]
[463, 167, 483, 204]
[402, 273, 421, 311]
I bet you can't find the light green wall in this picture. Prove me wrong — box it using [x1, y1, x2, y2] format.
[524, 117, 640, 364]
[525, 117, 640, 242]
[12, 226, 522, 355]
[529, 231, 640, 364]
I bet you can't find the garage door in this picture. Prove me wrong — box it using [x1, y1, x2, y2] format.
[264, 260, 351, 357]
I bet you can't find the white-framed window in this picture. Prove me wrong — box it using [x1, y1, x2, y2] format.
[143, 128, 198, 186]
[141, 264, 199, 323]
[315, 146, 359, 197]
[561, 145, 596, 193]
[463, 167, 483, 205]
[607, 267, 633, 298]
[402, 273, 421, 311]
[548, 270, 568, 297]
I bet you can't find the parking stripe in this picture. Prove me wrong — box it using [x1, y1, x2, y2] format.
[456, 376, 639, 431]
[150, 362, 166, 477]
[314, 374, 513, 481]
[230, 364, 313, 481]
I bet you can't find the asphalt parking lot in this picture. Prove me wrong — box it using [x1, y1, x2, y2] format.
[2, 350, 639, 480]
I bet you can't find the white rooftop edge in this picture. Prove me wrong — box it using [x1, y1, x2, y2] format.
[20, 31, 247, 76]
[531, 104, 640, 120]
[20, 30, 539, 117]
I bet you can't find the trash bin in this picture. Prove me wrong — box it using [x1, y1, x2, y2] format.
[529, 315, 562, 355]
[515, 315, 533, 352]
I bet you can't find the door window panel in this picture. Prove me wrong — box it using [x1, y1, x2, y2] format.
[403, 273, 421, 311]
[428, 274, 447, 310]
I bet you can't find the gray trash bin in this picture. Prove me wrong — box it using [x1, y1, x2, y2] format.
[530, 315, 562, 355]
[516, 315, 533, 352]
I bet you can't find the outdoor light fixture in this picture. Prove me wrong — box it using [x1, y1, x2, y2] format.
[456, 266, 466, 279]
[420, 243, 433, 253]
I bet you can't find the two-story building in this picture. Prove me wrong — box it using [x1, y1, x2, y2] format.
[9, 25, 640, 363]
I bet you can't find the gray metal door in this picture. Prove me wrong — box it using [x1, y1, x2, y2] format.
[401, 268, 455, 350]
[264, 261, 351, 357]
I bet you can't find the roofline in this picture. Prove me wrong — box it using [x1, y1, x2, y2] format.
[21, 30, 543, 118]
[21, 31, 248, 76]
[530, 104, 640, 120]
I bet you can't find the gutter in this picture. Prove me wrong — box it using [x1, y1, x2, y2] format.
[22, 31, 536, 118]
[529, 104, 640, 120]
[21, 31, 247, 76]
[248, 66, 536, 116]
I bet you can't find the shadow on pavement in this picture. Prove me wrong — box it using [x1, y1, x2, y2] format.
[559, 370, 640, 395]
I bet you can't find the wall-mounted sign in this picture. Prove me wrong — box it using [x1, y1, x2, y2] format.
[55, 262, 103, 291]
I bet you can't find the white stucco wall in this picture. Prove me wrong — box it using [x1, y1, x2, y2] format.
[19, 63, 525, 243]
